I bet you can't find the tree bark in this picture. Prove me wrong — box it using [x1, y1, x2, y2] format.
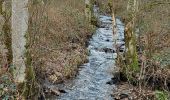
[85, 0, 91, 23]
[12, 0, 28, 83]
[124, 0, 139, 71]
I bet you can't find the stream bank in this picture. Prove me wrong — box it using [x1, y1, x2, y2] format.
[44, 6, 126, 100]
[56, 15, 116, 100]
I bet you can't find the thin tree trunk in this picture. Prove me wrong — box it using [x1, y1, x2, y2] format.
[124, 0, 139, 71]
[112, 0, 118, 48]
[85, 0, 91, 23]
[12, 0, 28, 83]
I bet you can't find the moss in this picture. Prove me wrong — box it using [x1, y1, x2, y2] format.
[131, 49, 139, 71]
[17, 66, 38, 99]
[130, 33, 139, 71]
[121, 21, 139, 84]
[24, 66, 37, 98]
[124, 21, 139, 72]
[2, 13, 12, 67]
[155, 90, 169, 100]
[19, 30, 39, 98]
[17, 64, 38, 99]
[86, 4, 90, 9]
[91, 15, 98, 26]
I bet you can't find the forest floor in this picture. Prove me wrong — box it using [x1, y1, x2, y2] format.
[31, 0, 95, 84]
[0, 0, 170, 99]
[110, 0, 170, 99]
[0, 0, 95, 99]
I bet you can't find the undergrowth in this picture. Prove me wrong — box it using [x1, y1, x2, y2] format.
[29, 0, 94, 84]
[107, 0, 170, 99]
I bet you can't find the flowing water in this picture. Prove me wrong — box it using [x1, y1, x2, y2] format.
[48, 6, 125, 100]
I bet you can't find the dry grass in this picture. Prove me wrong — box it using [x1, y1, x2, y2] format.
[96, 0, 112, 14]
[28, 0, 94, 83]
[112, 82, 155, 100]
[113, 0, 170, 99]
[138, 0, 170, 55]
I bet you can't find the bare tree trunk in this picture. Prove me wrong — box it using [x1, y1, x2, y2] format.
[85, 0, 91, 23]
[112, 0, 118, 50]
[124, 0, 139, 71]
[12, 0, 28, 83]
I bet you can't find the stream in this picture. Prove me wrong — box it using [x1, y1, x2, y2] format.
[47, 6, 125, 100]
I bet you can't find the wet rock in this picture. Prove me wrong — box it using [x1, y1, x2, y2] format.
[100, 25, 106, 28]
[121, 43, 125, 46]
[105, 27, 110, 30]
[121, 39, 125, 42]
[117, 39, 125, 42]
[79, 66, 85, 69]
[103, 48, 115, 53]
[108, 19, 113, 21]
[119, 49, 124, 52]
[58, 89, 67, 93]
[106, 39, 110, 42]
[106, 77, 119, 85]
[106, 72, 128, 85]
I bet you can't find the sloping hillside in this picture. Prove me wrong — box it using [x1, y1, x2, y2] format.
[29, 0, 94, 83]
